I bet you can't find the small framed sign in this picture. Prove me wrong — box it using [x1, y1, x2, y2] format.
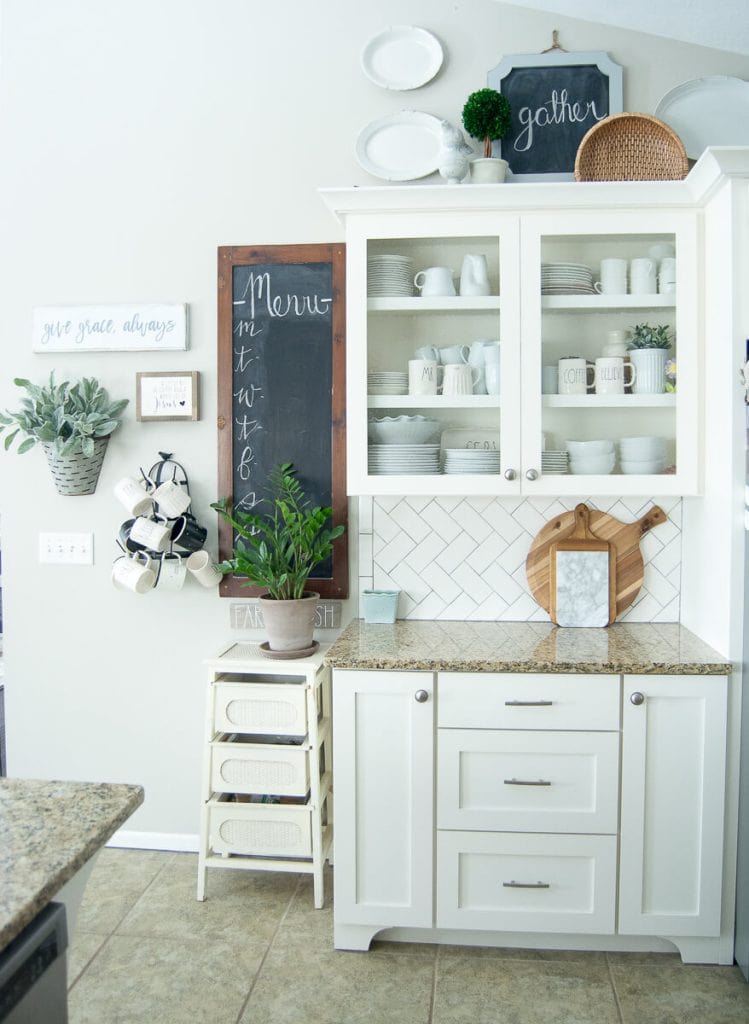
[488, 50, 623, 181]
[136, 371, 199, 422]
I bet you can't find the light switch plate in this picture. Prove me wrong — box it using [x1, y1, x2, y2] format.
[39, 532, 94, 565]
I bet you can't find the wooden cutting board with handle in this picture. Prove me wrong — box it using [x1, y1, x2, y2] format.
[527, 503, 667, 620]
[549, 503, 616, 627]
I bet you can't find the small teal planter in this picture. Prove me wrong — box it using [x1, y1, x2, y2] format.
[361, 589, 400, 624]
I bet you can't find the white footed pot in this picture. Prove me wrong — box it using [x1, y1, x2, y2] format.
[259, 591, 319, 652]
[470, 158, 509, 184]
[629, 348, 669, 394]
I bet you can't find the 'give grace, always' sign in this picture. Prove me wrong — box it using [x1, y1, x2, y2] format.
[32, 303, 189, 352]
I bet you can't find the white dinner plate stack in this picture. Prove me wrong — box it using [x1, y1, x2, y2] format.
[368, 444, 441, 474]
[443, 448, 501, 474]
[367, 255, 414, 297]
[541, 263, 595, 295]
[368, 371, 408, 395]
[541, 450, 569, 474]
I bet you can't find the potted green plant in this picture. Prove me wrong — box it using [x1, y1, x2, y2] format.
[628, 323, 674, 395]
[0, 373, 128, 494]
[461, 87, 512, 183]
[212, 463, 345, 655]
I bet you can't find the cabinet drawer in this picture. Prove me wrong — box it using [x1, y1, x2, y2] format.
[438, 730, 619, 834]
[213, 681, 308, 737]
[438, 673, 620, 731]
[437, 831, 616, 934]
[207, 797, 311, 858]
[210, 737, 310, 797]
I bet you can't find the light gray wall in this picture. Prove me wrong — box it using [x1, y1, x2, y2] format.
[1, 0, 747, 841]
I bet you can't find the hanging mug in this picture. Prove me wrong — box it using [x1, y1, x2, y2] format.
[111, 552, 156, 594]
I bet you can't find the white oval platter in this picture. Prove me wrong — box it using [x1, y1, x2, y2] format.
[655, 76, 749, 160]
[360, 25, 443, 91]
[355, 110, 443, 181]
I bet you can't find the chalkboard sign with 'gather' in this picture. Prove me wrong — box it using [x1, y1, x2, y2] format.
[488, 50, 623, 181]
[217, 244, 348, 598]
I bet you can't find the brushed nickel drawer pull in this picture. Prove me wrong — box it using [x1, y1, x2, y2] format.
[503, 778, 552, 786]
[503, 880, 550, 889]
[504, 699, 553, 707]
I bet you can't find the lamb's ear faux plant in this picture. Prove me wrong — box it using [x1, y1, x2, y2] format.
[0, 373, 128, 457]
[211, 462, 345, 600]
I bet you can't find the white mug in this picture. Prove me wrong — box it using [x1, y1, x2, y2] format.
[111, 552, 156, 594]
[438, 344, 469, 365]
[558, 357, 595, 395]
[629, 258, 657, 295]
[594, 258, 627, 295]
[648, 242, 675, 262]
[485, 364, 501, 395]
[408, 358, 438, 396]
[442, 363, 479, 396]
[594, 357, 636, 395]
[156, 552, 187, 591]
[151, 479, 191, 518]
[186, 550, 223, 588]
[414, 266, 455, 297]
[658, 257, 676, 295]
[541, 365, 558, 394]
[414, 344, 440, 362]
[128, 514, 172, 553]
[482, 341, 501, 365]
[113, 476, 153, 517]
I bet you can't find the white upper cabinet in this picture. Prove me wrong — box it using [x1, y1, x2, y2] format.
[321, 177, 706, 497]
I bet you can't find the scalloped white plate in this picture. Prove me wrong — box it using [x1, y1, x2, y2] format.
[356, 110, 443, 181]
[361, 25, 443, 91]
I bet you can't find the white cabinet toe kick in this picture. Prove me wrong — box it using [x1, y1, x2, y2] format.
[332, 669, 732, 964]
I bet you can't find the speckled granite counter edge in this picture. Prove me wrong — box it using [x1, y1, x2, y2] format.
[0, 781, 144, 950]
[323, 654, 731, 674]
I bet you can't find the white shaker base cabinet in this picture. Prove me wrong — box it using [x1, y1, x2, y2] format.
[331, 668, 731, 962]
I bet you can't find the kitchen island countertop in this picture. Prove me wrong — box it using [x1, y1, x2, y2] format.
[0, 778, 143, 950]
[324, 620, 731, 675]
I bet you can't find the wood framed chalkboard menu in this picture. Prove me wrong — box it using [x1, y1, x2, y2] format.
[488, 50, 623, 181]
[217, 243, 348, 598]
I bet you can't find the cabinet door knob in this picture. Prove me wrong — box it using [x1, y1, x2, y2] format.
[525, 468, 539, 481]
[504, 468, 517, 481]
[414, 689, 429, 703]
[630, 691, 645, 706]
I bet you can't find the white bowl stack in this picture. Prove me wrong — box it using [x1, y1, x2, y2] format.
[566, 439, 615, 475]
[368, 415, 440, 445]
[619, 436, 667, 474]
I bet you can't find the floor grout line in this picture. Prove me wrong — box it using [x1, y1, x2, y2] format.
[232, 871, 304, 1024]
[428, 944, 441, 1024]
[606, 953, 626, 1024]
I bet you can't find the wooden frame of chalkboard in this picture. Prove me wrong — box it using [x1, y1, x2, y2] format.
[488, 50, 623, 181]
[217, 243, 348, 599]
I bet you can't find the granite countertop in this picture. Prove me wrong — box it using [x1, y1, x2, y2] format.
[324, 620, 732, 675]
[0, 778, 144, 950]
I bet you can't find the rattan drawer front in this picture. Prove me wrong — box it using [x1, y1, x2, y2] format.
[438, 673, 620, 731]
[210, 740, 310, 797]
[208, 799, 312, 858]
[438, 729, 619, 834]
[213, 682, 308, 737]
[437, 830, 616, 934]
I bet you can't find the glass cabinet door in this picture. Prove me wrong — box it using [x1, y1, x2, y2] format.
[346, 212, 521, 495]
[519, 210, 698, 496]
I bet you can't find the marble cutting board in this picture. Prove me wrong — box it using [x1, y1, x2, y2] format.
[549, 504, 616, 627]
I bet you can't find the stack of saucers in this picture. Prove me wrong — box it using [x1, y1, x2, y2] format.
[541, 450, 569, 474]
[368, 371, 408, 395]
[618, 436, 667, 475]
[367, 255, 414, 297]
[566, 439, 615, 475]
[443, 448, 501, 474]
[368, 444, 441, 474]
[541, 263, 595, 295]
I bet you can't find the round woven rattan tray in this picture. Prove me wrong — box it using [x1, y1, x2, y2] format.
[574, 112, 689, 182]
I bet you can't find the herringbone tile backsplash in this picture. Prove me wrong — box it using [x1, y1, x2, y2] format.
[358, 495, 681, 622]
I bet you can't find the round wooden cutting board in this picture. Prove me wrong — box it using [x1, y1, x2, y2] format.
[526, 504, 667, 619]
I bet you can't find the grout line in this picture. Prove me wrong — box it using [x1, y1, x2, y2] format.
[233, 872, 304, 1024]
[66, 931, 115, 995]
[427, 943, 440, 1024]
[606, 954, 626, 1024]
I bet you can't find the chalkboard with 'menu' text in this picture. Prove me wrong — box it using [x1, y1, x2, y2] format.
[488, 50, 623, 181]
[217, 244, 348, 598]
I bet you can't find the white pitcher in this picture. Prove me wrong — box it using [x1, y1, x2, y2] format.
[459, 254, 490, 297]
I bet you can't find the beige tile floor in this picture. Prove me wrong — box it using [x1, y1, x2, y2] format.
[67, 848, 749, 1024]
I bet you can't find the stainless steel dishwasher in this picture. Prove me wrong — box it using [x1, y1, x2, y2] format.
[0, 902, 68, 1023]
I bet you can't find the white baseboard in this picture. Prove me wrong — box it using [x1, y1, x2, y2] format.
[108, 829, 199, 853]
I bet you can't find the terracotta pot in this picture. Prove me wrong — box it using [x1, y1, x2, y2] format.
[259, 591, 319, 652]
